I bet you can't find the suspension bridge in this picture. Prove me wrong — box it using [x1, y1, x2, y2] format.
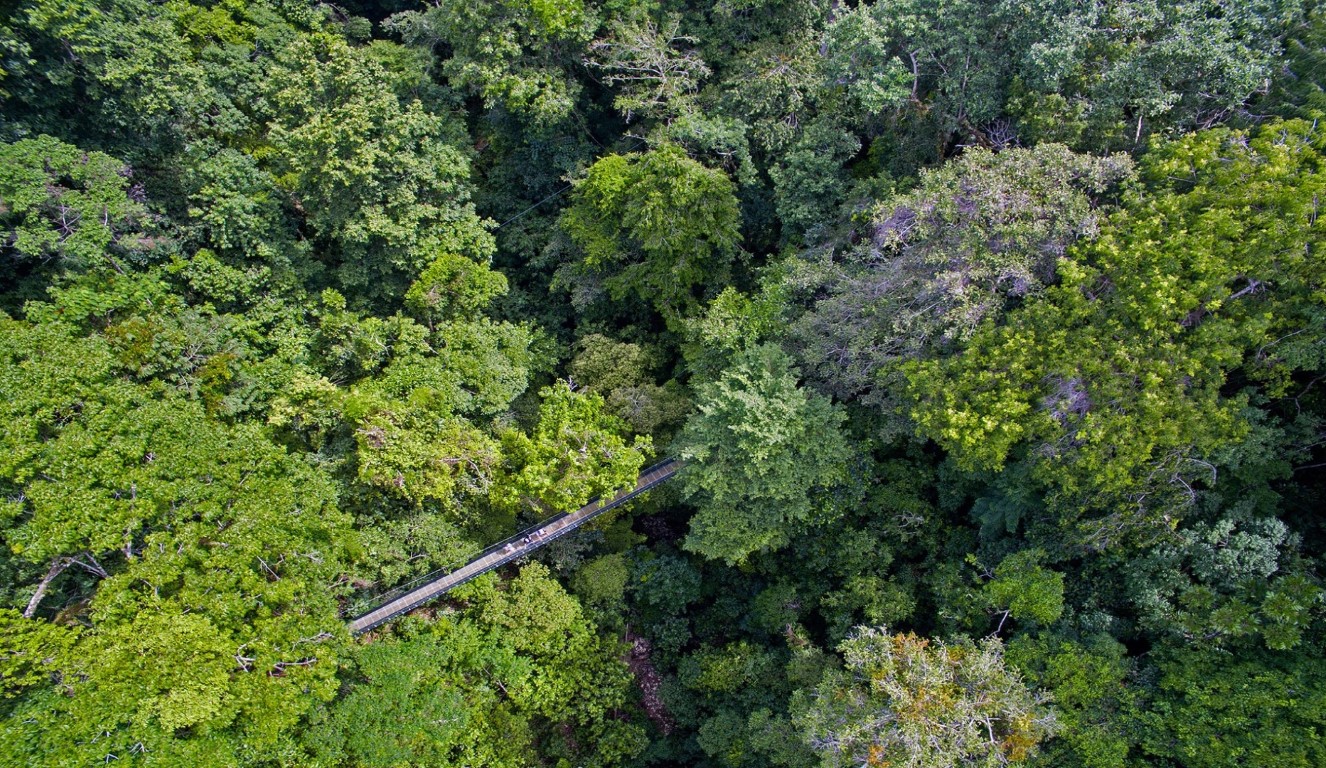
[348, 458, 681, 634]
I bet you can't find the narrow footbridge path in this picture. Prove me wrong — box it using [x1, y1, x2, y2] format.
[348, 459, 681, 635]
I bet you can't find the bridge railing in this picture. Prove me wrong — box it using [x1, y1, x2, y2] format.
[349, 545, 535, 634]
[344, 458, 679, 623]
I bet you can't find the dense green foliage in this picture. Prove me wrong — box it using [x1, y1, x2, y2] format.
[2, 1, 1324, 766]
[792, 628, 1055, 768]
[675, 344, 851, 564]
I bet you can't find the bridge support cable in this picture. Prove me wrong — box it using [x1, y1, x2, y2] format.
[348, 459, 681, 634]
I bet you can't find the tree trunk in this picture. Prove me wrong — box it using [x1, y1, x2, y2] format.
[23, 557, 71, 619]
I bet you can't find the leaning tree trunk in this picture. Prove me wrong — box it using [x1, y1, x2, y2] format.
[23, 557, 71, 619]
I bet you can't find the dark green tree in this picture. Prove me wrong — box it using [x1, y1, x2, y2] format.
[266, 35, 493, 302]
[558, 143, 742, 323]
[675, 344, 852, 564]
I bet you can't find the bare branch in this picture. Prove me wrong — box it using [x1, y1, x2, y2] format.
[24, 558, 71, 619]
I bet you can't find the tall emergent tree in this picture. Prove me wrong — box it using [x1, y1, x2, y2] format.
[793, 627, 1056, 768]
[675, 344, 852, 564]
[793, 143, 1133, 433]
[906, 120, 1326, 549]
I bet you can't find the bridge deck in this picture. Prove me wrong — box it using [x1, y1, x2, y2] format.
[348, 459, 680, 634]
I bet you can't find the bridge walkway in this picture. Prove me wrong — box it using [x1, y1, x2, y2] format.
[348, 459, 680, 635]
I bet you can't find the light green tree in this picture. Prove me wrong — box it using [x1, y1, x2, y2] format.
[0, 136, 155, 281]
[0, 317, 352, 764]
[405, 251, 510, 325]
[906, 121, 1326, 549]
[793, 143, 1133, 424]
[353, 407, 503, 510]
[983, 550, 1066, 628]
[1006, 634, 1137, 768]
[495, 383, 650, 515]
